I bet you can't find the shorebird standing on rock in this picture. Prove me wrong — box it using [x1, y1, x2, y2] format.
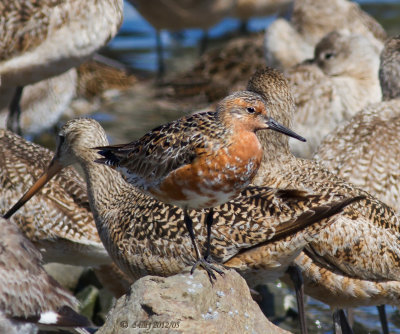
[95, 90, 306, 278]
[3, 115, 363, 334]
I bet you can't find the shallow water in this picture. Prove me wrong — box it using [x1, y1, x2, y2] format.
[53, 1, 400, 332]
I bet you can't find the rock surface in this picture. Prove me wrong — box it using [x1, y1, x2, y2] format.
[98, 267, 291, 334]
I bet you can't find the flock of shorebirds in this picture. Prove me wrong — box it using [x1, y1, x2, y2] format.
[0, 0, 400, 333]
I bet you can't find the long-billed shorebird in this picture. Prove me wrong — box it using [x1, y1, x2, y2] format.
[0, 129, 110, 266]
[247, 66, 400, 333]
[314, 35, 400, 334]
[0, 129, 133, 298]
[0, 216, 90, 334]
[3, 116, 363, 333]
[95, 90, 306, 278]
[286, 31, 382, 158]
[264, 0, 386, 70]
[0, 0, 123, 133]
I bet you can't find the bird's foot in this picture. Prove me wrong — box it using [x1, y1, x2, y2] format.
[191, 257, 225, 282]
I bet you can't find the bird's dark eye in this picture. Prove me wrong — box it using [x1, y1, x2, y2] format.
[246, 107, 256, 114]
[324, 52, 334, 60]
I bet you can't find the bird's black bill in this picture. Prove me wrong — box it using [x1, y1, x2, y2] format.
[267, 117, 306, 142]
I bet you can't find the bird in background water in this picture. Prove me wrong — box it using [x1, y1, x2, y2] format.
[94, 90, 306, 279]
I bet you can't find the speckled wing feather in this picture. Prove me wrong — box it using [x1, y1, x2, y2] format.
[95, 111, 227, 185]
[0, 217, 89, 326]
[261, 157, 400, 281]
[0, 129, 95, 242]
[108, 180, 364, 279]
[315, 101, 400, 212]
[0, 0, 65, 60]
[167, 33, 265, 102]
[0, 129, 110, 266]
[211, 187, 363, 258]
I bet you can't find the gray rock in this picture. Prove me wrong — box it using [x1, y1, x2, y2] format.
[98, 267, 291, 334]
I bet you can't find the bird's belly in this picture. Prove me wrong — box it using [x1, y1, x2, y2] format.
[150, 145, 262, 209]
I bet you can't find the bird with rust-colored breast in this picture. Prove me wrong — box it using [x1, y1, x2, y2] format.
[95, 90, 306, 278]
[3, 115, 364, 334]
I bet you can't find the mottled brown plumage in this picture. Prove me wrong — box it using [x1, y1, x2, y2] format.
[95, 90, 306, 277]
[315, 36, 400, 217]
[0, 217, 89, 333]
[5, 117, 361, 288]
[0, 129, 134, 299]
[96, 91, 304, 208]
[0, 0, 122, 83]
[76, 58, 137, 100]
[169, 34, 265, 102]
[248, 67, 400, 316]
[0, 129, 109, 266]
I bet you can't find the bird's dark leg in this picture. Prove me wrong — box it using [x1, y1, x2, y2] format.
[204, 207, 214, 260]
[287, 265, 308, 334]
[183, 209, 223, 281]
[377, 305, 390, 334]
[7, 86, 24, 135]
[156, 30, 165, 78]
[199, 30, 209, 55]
[239, 20, 249, 34]
[333, 309, 354, 334]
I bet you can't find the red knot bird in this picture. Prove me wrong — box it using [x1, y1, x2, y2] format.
[314, 35, 400, 334]
[94, 90, 306, 278]
[247, 66, 400, 333]
[264, 0, 386, 70]
[0, 0, 123, 134]
[3, 116, 364, 333]
[286, 30, 382, 158]
[0, 216, 90, 333]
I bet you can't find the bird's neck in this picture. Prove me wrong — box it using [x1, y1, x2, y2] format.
[76, 149, 132, 243]
[253, 130, 298, 186]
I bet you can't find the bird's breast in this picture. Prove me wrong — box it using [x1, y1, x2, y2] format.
[149, 131, 263, 209]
